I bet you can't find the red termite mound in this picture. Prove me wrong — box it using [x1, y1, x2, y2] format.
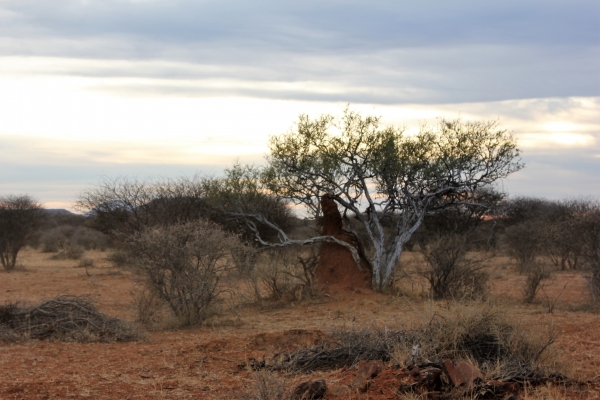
[314, 194, 372, 290]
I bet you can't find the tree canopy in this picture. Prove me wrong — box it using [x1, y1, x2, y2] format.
[251, 109, 523, 290]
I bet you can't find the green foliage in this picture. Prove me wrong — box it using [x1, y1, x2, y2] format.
[259, 108, 522, 289]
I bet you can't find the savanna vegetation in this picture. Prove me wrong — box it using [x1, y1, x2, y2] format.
[1, 110, 599, 399]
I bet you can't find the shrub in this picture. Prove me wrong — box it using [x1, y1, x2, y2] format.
[39, 225, 110, 253]
[504, 222, 544, 272]
[71, 226, 111, 250]
[126, 220, 243, 326]
[39, 225, 74, 252]
[579, 209, 600, 305]
[522, 261, 552, 304]
[251, 246, 319, 302]
[131, 287, 168, 328]
[0, 195, 44, 271]
[76, 175, 294, 244]
[50, 244, 85, 260]
[238, 371, 291, 400]
[418, 233, 489, 300]
[77, 257, 94, 269]
[106, 250, 130, 268]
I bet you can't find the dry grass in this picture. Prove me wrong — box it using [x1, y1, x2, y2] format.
[264, 301, 562, 382]
[0, 247, 599, 399]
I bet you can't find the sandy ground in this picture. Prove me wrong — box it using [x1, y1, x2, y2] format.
[1, 248, 599, 399]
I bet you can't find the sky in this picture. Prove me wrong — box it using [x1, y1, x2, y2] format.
[0, 0, 598, 210]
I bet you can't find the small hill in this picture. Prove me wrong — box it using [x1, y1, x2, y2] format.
[44, 209, 77, 216]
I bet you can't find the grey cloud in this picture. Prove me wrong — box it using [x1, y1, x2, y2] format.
[1, 0, 598, 104]
[2, 1, 596, 49]
[0, 161, 228, 206]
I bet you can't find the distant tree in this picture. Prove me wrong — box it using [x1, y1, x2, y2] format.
[0, 195, 44, 270]
[578, 208, 600, 304]
[238, 109, 523, 291]
[500, 197, 594, 271]
[76, 175, 293, 243]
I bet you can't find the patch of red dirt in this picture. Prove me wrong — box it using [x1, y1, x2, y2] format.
[2, 248, 600, 399]
[246, 329, 328, 353]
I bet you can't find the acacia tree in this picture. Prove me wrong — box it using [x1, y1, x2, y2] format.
[246, 109, 523, 291]
[0, 195, 44, 270]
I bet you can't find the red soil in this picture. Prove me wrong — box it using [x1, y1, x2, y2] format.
[0, 249, 599, 399]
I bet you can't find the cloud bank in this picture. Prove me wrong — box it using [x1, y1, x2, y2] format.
[0, 0, 598, 208]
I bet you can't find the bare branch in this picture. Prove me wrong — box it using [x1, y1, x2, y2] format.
[229, 212, 364, 271]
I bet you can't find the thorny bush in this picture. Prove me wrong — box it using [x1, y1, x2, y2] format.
[418, 233, 489, 300]
[127, 220, 244, 326]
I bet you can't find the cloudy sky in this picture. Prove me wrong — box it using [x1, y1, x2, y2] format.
[0, 0, 598, 209]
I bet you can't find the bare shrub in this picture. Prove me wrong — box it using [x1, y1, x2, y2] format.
[127, 220, 243, 326]
[238, 371, 291, 400]
[0, 195, 44, 271]
[504, 222, 544, 272]
[522, 261, 552, 304]
[418, 233, 489, 300]
[579, 208, 600, 305]
[50, 244, 85, 260]
[251, 246, 319, 302]
[131, 287, 168, 328]
[39, 225, 74, 252]
[232, 245, 259, 277]
[77, 257, 94, 268]
[0, 295, 142, 342]
[252, 249, 296, 301]
[40, 225, 110, 253]
[76, 175, 294, 244]
[106, 250, 130, 268]
[71, 226, 110, 250]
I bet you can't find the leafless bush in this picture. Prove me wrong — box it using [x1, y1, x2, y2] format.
[522, 261, 552, 304]
[251, 246, 319, 302]
[232, 245, 259, 277]
[71, 226, 111, 250]
[39, 225, 73, 252]
[0, 295, 142, 342]
[418, 233, 489, 300]
[40, 225, 110, 253]
[50, 244, 85, 260]
[579, 209, 600, 305]
[238, 371, 291, 400]
[131, 287, 168, 328]
[77, 257, 94, 268]
[504, 222, 544, 272]
[106, 250, 130, 268]
[76, 175, 294, 244]
[127, 220, 243, 326]
[0, 195, 44, 271]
